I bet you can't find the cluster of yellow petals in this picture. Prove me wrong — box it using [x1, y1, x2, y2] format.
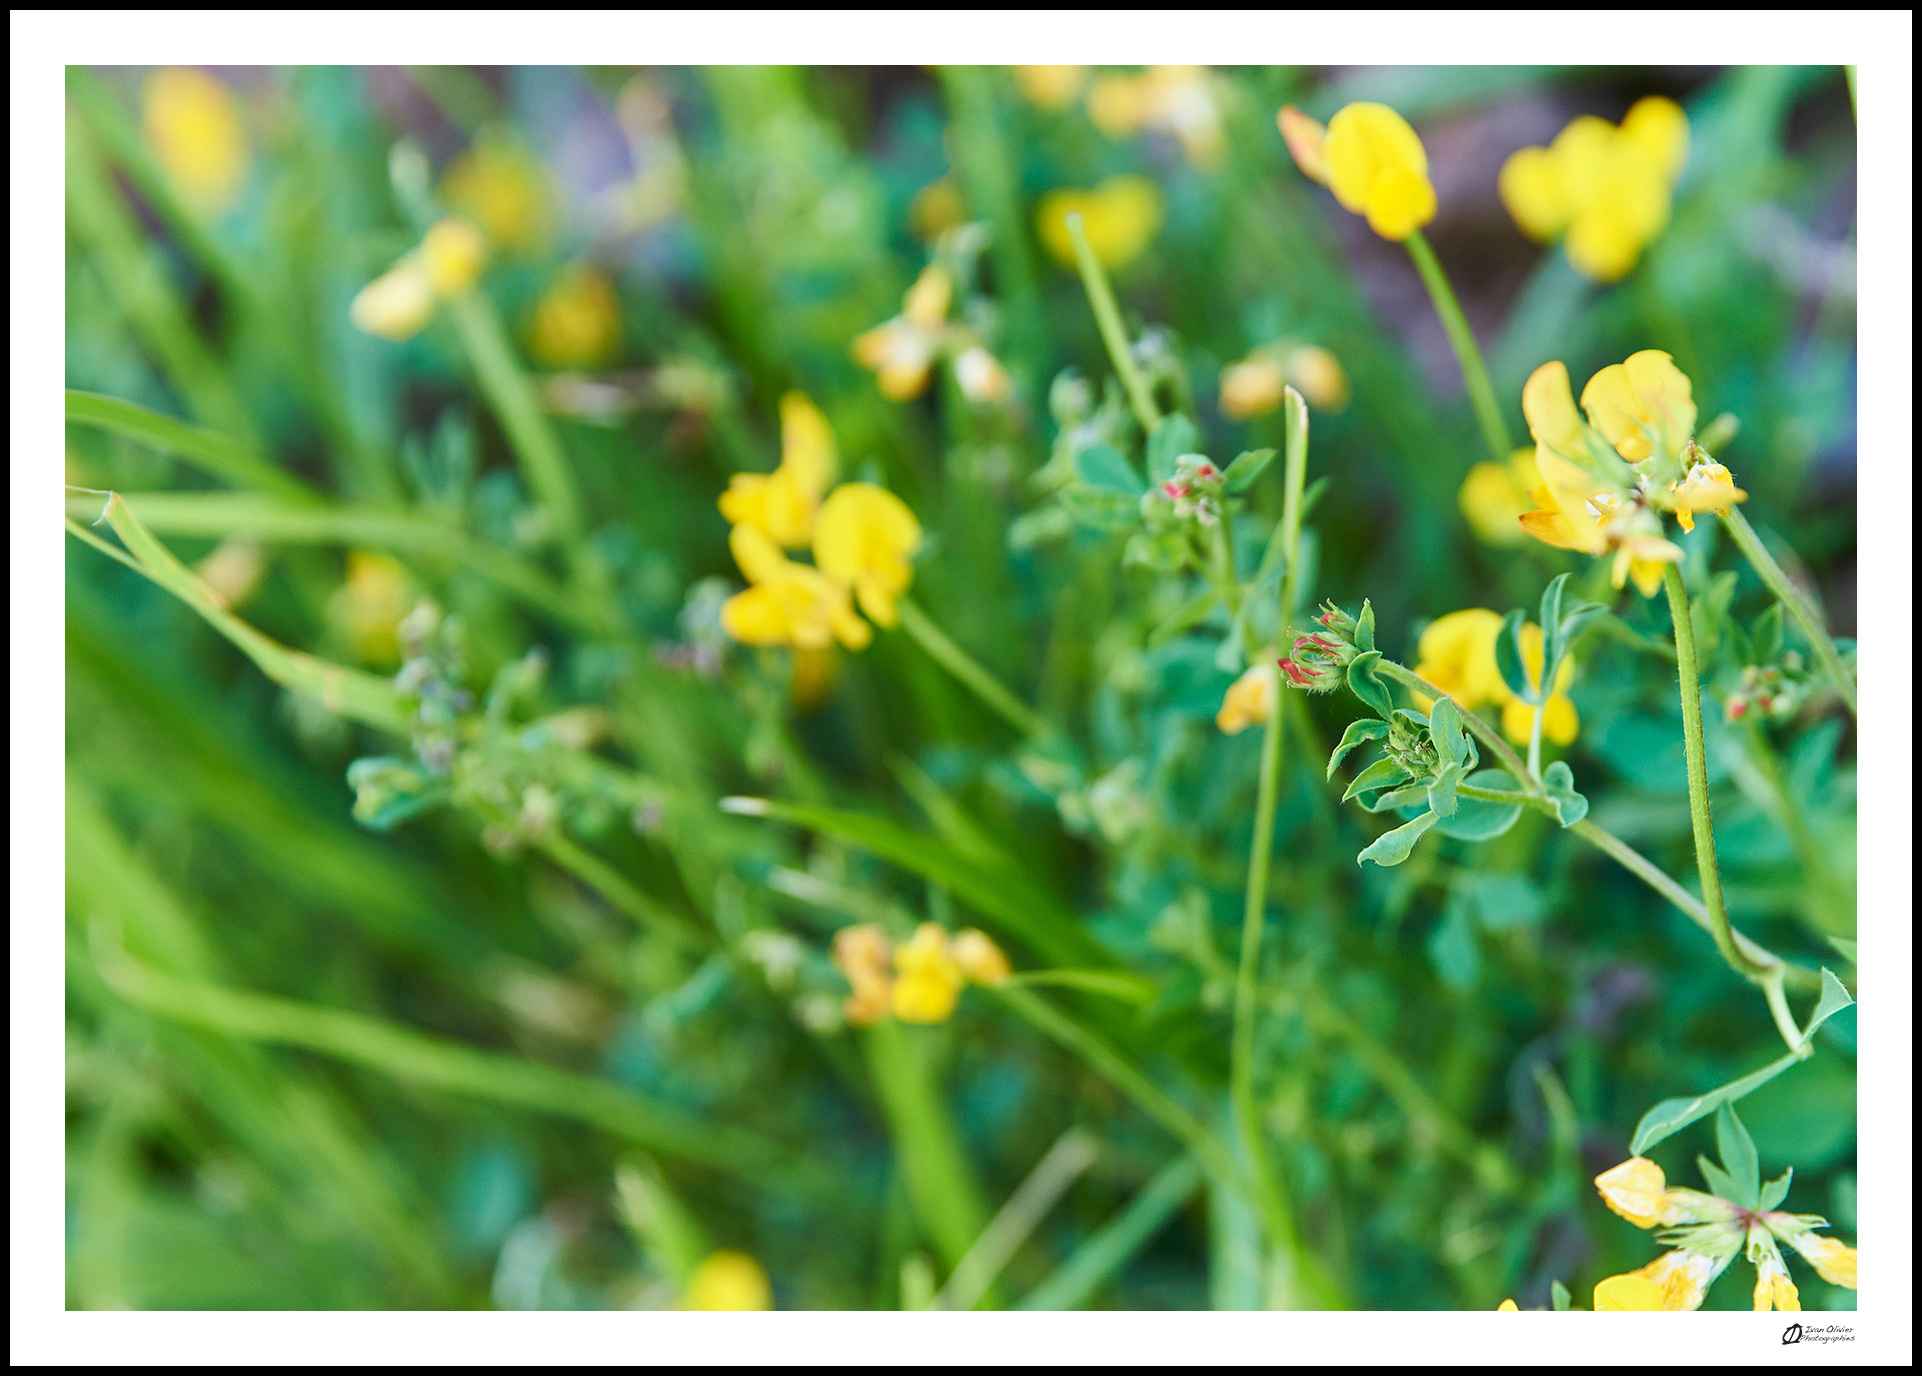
[1500, 97, 1688, 282]
[716, 395, 922, 655]
[832, 922, 1010, 1026]
[853, 266, 1011, 405]
[1279, 103, 1437, 242]
[1216, 662, 1278, 736]
[1218, 345, 1350, 419]
[350, 218, 488, 343]
[682, 1250, 773, 1310]
[528, 265, 622, 369]
[1085, 66, 1225, 170]
[1457, 447, 1543, 547]
[1037, 175, 1166, 270]
[1751, 1241, 1802, 1313]
[1412, 610, 1579, 747]
[141, 67, 251, 216]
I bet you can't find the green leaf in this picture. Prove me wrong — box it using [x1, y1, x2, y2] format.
[1629, 1048, 1807, 1155]
[1427, 759, 1467, 819]
[1714, 1104, 1761, 1208]
[1427, 696, 1473, 770]
[1146, 415, 1199, 483]
[1426, 894, 1480, 988]
[1345, 650, 1393, 719]
[1355, 599, 1376, 655]
[1540, 761, 1589, 826]
[1074, 443, 1146, 496]
[1550, 1280, 1571, 1312]
[1758, 1167, 1794, 1212]
[1431, 769, 1524, 841]
[1221, 447, 1275, 493]
[1695, 1155, 1746, 1206]
[66, 389, 317, 501]
[1364, 783, 1431, 813]
[1804, 968, 1854, 1042]
[1751, 603, 1784, 665]
[1537, 572, 1570, 660]
[1327, 718, 1390, 779]
[1357, 809, 1438, 867]
[1494, 608, 1535, 702]
[1827, 937, 1857, 965]
[1343, 755, 1409, 803]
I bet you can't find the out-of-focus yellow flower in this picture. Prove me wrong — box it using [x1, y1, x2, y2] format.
[1458, 448, 1541, 547]
[718, 393, 837, 548]
[719, 525, 871, 652]
[909, 175, 967, 242]
[1216, 662, 1277, 735]
[1086, 66, 1224, 169]
[141, 67, 249, 215]
[812, 483, 922, 629]
[1500, 97, 1688, 282]
[952, 345, 1012, 405]
[853, 265, 952, 401]
[1277, 106, 1327, 185]
[950, 929, 1011, 986]
[330, 552, 415, 665]
[1219, 344, 1351, 419]
[421, 218, 486, 295]
[1284, 345, 1350, 413]
[683, 1250, 772, 1310]
[1014, 65, 1088, 111]
[1592, 1272, 1667, 1311]
[1496, 1298, 1519, 1312]
[194, 536, 267, 611]
[1037, 175, 1164, 270]
[1412, 610, 1508, 709]
[1305, 102, 1437, 242]
[832, 923, 895, 1026]
[1219, 356, 1288, 420]
[529, 265, 622, 369]
[1498, 623, 1579, 747]
[350, 256, 436, 342]
[891, 922, 966, 1023]
[441, 135, 554, 255]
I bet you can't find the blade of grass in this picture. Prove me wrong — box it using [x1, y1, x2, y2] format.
[66, 390, 317, 501]
[934, 1128, 1099, 1311]
[1017, 1153, 1203, 1310]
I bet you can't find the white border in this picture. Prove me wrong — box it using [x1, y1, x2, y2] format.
[13, 9, 1912, 1366]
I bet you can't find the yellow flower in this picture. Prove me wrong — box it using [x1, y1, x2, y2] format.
[1218, 344, 1349, 420]
[1037, 176, 1165, 270]
[853, 265, 952, 401]
[891, 923, 966, 1023]
[528, 265, 622, 369]
[1497, 624, 1579, 747]
[812, 483, 922, 629]
[1499, 97, 1688, 282]
[329, 552, 415, 666]
[1634, 1248, 1727, 1311]
[1592, 1272, 1666, 1311]
[1219, 357, 1288, 421]
[1579, 350, 1696, 464]
[1783, 1232, 1857, 1289]
[141, 67, 249, 215]
[1285, 345, 1350, 413]
[420, 218, 486, 295]
[1412, 610, 1508, 709]
[1321, 103, 1437, 242]
[1087, 67, 1223, 169]
[953, 346, 1012, 405]
[1458, 447, 1542, 547]
[719, 526, 871, 652]
[950, 929, 1011, 986]
[441, 135, 554, 255]
[1594, 1157, 1685, 1230]
[1751, 1240, 1801, 1312]
[1216, 662, 1278, 735]
[1014, 65, 1088, 110]
[350, 256, 436, 342]
[683, 1251, 772, 1310]
[718, 393, 837, 548]
[909, 176, 967, 242]
[1496, 1298, 1519, 1312]
[832, 923, 895, 1026]
[1666, 460, 1746, 533]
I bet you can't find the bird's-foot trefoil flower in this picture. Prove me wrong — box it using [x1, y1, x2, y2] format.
[811, 483, 922, 629]
[1219, 343, 1350, 418]
[719, 525, 872, 653]
[718, 393, 837, 549]
[1086, 66, 1224, 169]
[350, 218, 489, 343]
[1038, 176, 1165, 269]
[1216, 660, 1278, 735]
[1279, 102, 1436, 241]
[830, 923, 1011, 1026]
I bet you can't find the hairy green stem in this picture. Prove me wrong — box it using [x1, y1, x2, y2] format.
[1663, 565, 1773, 979]
[1405, 231, 1513, 466]
[1720, 508, 1856, 716]
[1526, 703, 1545, 779]
[897, 595, 1046, 738]
[1065, 214, 1160, 434]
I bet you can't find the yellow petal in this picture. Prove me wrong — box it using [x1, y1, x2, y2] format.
[141, 67, 249, 214]
[1595, 1157, 1672, 1229]
[1627, 556, 1670, 598]
[1521, 362, 1586, 456]
[1037, 176, 1165, 269]
[779, 392, 837, 498]
[951, 929, 1011, 985]
[1563, 201, 1650, 283]
[1787, 1234, 1857, 1289]
[1362, 163, 1438, 241]
[1619, 96, 1689, 185]
[684, 1251, 772, 1310]
[1216, 662, 1277, 734]
[350, 257, 435, 342]
[1323, 102, 1429, 218]
[1458, 459, 1533, 547]
[442, 136, 554, 255]
[1496, 1298, 1519, 1312]
[421, 218, 487, 295]
[728, 523, 788, 586]
[1013, 65, 1088, 111]
[1284, 346, 1350, 412]
[1219, 357, 1288, 420]
[1623, 349, 1696, 448]
[1580, 363, 1650, 459]
[1499, 145, 1569, 241]
[1414, 609, 1505, 710]
[1593, 1273, 1666, 1311]
[902, 265, 953, 330]
[718, 472, 771, 530]
[813, 482, 922, 608]
[1087, 75, 1150, 135]
[528, 266, 621, 368]
[719, 585, 790, 645]
[1543, 693, 1579, 746]
[1276, 105, 1328, 184]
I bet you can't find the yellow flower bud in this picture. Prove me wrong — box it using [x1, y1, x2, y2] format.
[350, 257, 435, 342]
[951, 929, 1011, 986]
[683, 1250, 772, 1310]
[421, 218, 487, 296]
[528, 266, 622, 369]
[141, 67, 249, 215]
[1218, 356, 1288, 420]
[1216, 662, 1277, 735]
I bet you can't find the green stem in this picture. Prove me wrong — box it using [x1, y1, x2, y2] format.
[1526, 703, 1545, 779]
[1375, 660, 1538, 791]
[1663, 565, 1774, 979]
[1405, 231, 1513, 466]
[1761, 972, 1810, 1059]
[897, 595, 1046, 737]
[1064, 214, 1160, 434]
[1720, 508, 1856, 716]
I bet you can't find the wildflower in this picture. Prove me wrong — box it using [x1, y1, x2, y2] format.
[441, 134, 554, 255]
[683, 1250, 772, 1310]
[1665, 450, 1746, 533]
[1409, 610, 1578, 746]
[1496, 1298, 1519, 1312]
[1497, 623, 1579, 746]
[1219, 356, 1287, 420]
[1086, 66, 1224, 170]
[329, 552, 416, 665]
[853, 266, 952, 401]
[1284, 345, 1351, 413]
[1593, 1155, 1857, 1311]
[1281, 103, 1436, 241]
[350, 218, 489, 344]
[832, 923, 895, 1027]
[718, 393, 837, 549]
[719, 525, 872, 652]
[811, 483, 922, 629]
[1013, 65, 1088, 111]
[1500, 98, 1688, 282]
[1037, 175, 1165, 270]
[1457, 447, 1542, 547]
[953, 346, 1012, 405]
[950, 929, 1011, 986]
[1216, 662, 1278, 735]
[1218, 345, 1351, 420]
[891, 922, 967, 1023]
[528, 265, 622, 369]
[141, 67, 249, 215]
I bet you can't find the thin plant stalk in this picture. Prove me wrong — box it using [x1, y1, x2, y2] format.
[1720, 508, 1856, 716]
[1405, 230, 1513, 466]
[897, 595, 1046, 738]
[1527, 702, 1545, 780]
[1064, 213, 1160, 434]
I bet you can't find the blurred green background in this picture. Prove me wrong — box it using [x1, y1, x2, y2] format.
[64, 64, 1855, 1310]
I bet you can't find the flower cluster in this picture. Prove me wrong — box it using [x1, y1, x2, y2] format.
[1152, 454, 1226, 527]
[1037, 175, 1166, 270]
[716, 394, 922, 653]
[1412, 609, 1578, 747]
[1276, 602, 1366, 693]
[1218, 343, 1350, 418]
[350, 218, 488, 343]
[1279, 102, 1437, 242]
[831, 923, 1011, 1026]
[1591, 1156, 1857, 1311]
[853, 261, 1011, 404]
[1016, 65, 1224, 171]
[1518, 350, 1745, 595]
[1500, 97, 1688, 282]
[1723, 653, 1812, 724]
